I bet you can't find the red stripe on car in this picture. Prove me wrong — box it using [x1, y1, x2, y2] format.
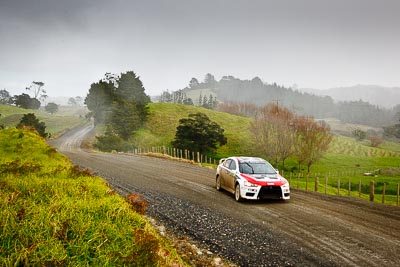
[241, 174, 286, 186]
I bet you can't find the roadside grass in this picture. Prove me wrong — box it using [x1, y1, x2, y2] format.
[0, 104, 87, 137]
[0, 128, 186, 266]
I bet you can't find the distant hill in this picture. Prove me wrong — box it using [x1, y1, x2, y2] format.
[300, 85, 400, 108]
[158, 75, 399, 127]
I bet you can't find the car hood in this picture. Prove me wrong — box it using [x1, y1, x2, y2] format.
[240, 173, 288, 186]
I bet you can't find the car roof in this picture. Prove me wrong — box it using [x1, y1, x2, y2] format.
[232, 157, 266, 163]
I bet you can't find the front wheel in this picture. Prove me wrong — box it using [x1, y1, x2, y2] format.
[216, 176, 221, 191]
[235, 184, 242, 202]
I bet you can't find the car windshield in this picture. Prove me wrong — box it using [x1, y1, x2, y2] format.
[239, 162, 276, 175]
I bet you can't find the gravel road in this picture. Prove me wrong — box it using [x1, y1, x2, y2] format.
[50, 125, 400, 266]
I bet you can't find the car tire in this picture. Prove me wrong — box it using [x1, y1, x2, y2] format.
[216, 176, 221, 191]
[235, 184, 242, 202]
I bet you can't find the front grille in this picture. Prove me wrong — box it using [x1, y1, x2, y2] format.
[258, 186, 283, 199]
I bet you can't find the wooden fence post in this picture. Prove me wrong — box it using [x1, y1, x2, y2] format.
[358, 179, 362, 198]
[306, 174, 308, 191]
[382, 183, 386, 204]
[369, 181, 374, 202]
[297, 173, 300, 189]
[315, 177, 319, 192]
[325, 176, 328, 194]
[348, 178, 351, 196]
[337, 177, 341, 196]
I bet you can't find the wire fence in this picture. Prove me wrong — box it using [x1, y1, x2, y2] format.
[128, 146, 400, 206]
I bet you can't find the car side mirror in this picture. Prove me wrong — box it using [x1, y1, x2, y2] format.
[275, 169, 279, 174]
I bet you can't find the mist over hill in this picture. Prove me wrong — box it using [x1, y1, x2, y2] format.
[160, 75, 400, 128]
[300, 85, 400, 109]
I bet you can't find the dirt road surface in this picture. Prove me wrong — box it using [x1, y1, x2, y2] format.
[50, 125, 400, 266]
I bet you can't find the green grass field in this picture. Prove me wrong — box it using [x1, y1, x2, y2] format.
[0, 104, 87, 137]
[0, 128, 185, 266]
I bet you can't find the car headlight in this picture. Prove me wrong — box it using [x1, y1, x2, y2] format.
[244, 180, 258, 187]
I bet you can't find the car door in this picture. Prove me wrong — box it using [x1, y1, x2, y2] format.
[220, 159, 232, 189]
[226, 160, 237, 192]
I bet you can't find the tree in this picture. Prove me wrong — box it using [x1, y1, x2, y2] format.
[68, 97, 77, 106]
[293, 116, 332, 173]
[250, 104, 296, 168]
[45, 102, 59, 114]
[13, 93, 41, 109]
[189, 78, 199, 89]
[352, 128, 367, 141]
[17, 113, 49, 138]
[115, 71, 150, 124]
[0, 89, 12, 104]
[172, 113, 227, 155]
[107, 100, 143, 140]
[84, 80, 115, 125]
[87, 71, 151, 151]
[26, 81, 47, 102]
[368, 135, 384, 147]
[204, 73, 216, 88]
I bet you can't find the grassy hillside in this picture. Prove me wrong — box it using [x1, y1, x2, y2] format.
[135, 103, 400, 173]
[0, 104, 87, 137]
[0, 128, 185, 266]
[133, 102, 254, 158]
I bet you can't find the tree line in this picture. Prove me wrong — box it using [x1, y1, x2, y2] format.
[162, 73, 399, 128]
[0, 82, 60, 114]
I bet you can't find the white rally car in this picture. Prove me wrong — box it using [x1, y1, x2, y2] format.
[216, 157, 290, 201]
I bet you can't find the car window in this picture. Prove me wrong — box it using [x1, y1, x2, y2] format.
[223, 159, 232, 168]
[228, 160, 237, 171]
[239, 162, 276, 174]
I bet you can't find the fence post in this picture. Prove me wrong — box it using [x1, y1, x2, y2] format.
[197, 152, 200, 163]
[297, 173, 300, 189]
[337, 177, 340, 196]
[306, 174, 309, 191]
[348, 178, 351, 196]
[315, 177, 319, 192]
[382, 183, 386, 204]
[397, 184, 399, 207]
[370, 181, 375, 202]
[325, 175, 328, 194]
[358, 179, 362, 198]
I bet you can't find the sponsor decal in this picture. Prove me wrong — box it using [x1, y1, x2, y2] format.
[241, 173, 287, 186]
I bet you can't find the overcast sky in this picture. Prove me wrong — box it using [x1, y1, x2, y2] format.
[1, 0, 399, 98]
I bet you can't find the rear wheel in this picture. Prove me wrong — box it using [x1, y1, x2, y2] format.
[216, 176, 221, 191]
[235, 184, 242, 202]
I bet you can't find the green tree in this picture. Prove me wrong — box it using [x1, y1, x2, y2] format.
[84, 81, 115, 125]
[13, 93, 41, 109]
[172, 113, 227, 155]
[107, 100, 143, 140]
[17, 113, 49, 138]
[45, 102, 59, 114]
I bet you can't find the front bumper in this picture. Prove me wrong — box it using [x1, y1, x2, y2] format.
[240, 184, 290, 200]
